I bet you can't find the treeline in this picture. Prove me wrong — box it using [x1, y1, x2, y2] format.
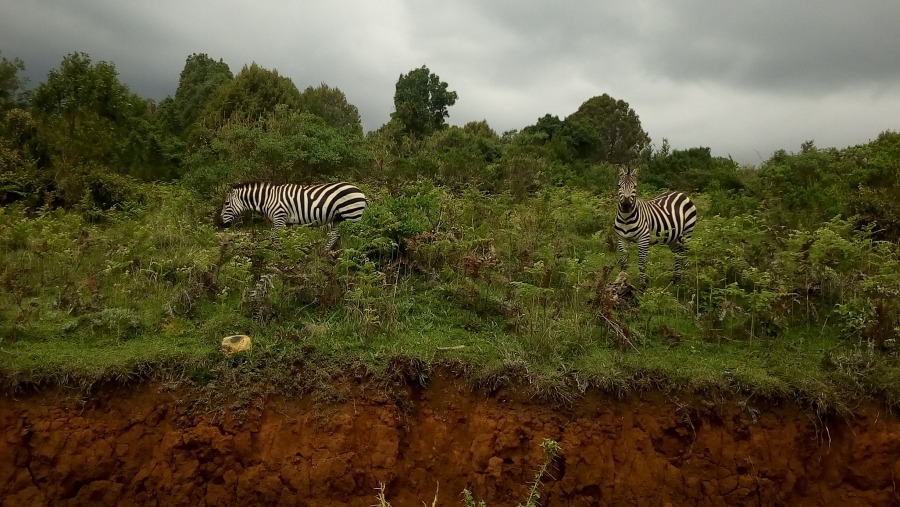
[2, 50, 898, 241]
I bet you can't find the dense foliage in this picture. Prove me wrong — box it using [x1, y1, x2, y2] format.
[0, 51, 27, 111]
[155, 52, 234, 142]
[1, 51, 898, 408]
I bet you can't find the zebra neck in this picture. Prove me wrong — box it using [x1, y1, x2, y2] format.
[617, 205, 638, 219]
[241, 186, 273, 212]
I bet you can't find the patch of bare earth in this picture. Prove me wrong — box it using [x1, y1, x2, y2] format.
[2, 372, 900, 506]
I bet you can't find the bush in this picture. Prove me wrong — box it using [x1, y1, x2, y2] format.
[183, 106, 368, 196]
[341, 181, 444, 260]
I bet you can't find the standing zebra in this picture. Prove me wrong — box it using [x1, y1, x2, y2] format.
[220, 182, 368, 251]
[614, 165, 697, 289]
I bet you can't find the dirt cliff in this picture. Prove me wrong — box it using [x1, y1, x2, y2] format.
[2, 372, 899, 506]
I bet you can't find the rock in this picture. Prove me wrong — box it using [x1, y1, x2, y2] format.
[220, 335, 252, 355]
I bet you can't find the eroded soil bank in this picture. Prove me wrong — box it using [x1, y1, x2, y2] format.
[2, 372, 899, 506]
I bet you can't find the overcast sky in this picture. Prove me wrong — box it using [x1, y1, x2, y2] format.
[2, 0, 899, 165]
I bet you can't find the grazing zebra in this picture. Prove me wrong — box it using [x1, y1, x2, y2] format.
[614, 165, 697, 289]
[220, 182, 368, 251]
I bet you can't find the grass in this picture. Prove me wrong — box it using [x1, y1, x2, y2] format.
[1, 182, 898, 414]
[1, 311, 889, 414]
[0, 335, 212, 386]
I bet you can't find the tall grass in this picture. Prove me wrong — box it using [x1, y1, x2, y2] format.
[0, 181, 898, 409]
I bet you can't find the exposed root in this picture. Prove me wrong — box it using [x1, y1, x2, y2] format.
[589, 267, 638, 350]
[598, 311, 638, 351]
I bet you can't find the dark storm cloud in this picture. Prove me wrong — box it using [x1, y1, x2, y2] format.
[644, 1, 900, 93]
[1, 0, 190, 98]
[447, 1, 900, 95]
[1, 0, 898, 164]
[0, 0, 416, 126]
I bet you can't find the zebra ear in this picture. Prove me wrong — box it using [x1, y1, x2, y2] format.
[617, 165, 627, 178]
[630, 164, 641, 178]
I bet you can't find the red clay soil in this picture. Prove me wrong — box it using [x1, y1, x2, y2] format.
[2, 372, 899, 506]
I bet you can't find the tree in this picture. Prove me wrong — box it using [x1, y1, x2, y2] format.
[522, 113, 591, 163]
[30, 52, 154, 171]
[647, 142, 742, 192]
[843, 131, 900, 241]
[158, 53, 233, 139]
[391, 65, 457, 138]
[421, 120, 502, 188]
[564, 93, 650, 164]
[757, 141, 851, 229]
[192, 62, 302, 145]
[0, 51, 27, 111]
[184, 105, 368, 195]
[298, 83, 363, 135]
[152, 54, 234, 175]
[2, 52, 166, 209]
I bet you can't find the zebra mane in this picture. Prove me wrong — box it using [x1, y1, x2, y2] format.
[229, 181, 281, 191]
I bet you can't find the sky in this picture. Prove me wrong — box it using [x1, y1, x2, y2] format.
[2, 0, 899, 166]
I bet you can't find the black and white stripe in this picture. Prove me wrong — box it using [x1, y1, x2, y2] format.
[614, 165, 697, 288]
[220, 182, 368, 250]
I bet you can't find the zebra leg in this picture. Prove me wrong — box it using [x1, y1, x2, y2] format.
[323, 229, 340, 252]
[637, 235, 650, 289]
[670, 241, 686, 282]
[617, 238, 629, 272]
[270, 214, 287, 242]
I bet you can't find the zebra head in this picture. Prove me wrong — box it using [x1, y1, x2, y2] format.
[220, 189, 241, 227]
[617, 165, 639, 212]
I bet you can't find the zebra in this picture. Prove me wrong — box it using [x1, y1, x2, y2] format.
[220, 181, 368, 251]
[614, 165, 697, 289]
